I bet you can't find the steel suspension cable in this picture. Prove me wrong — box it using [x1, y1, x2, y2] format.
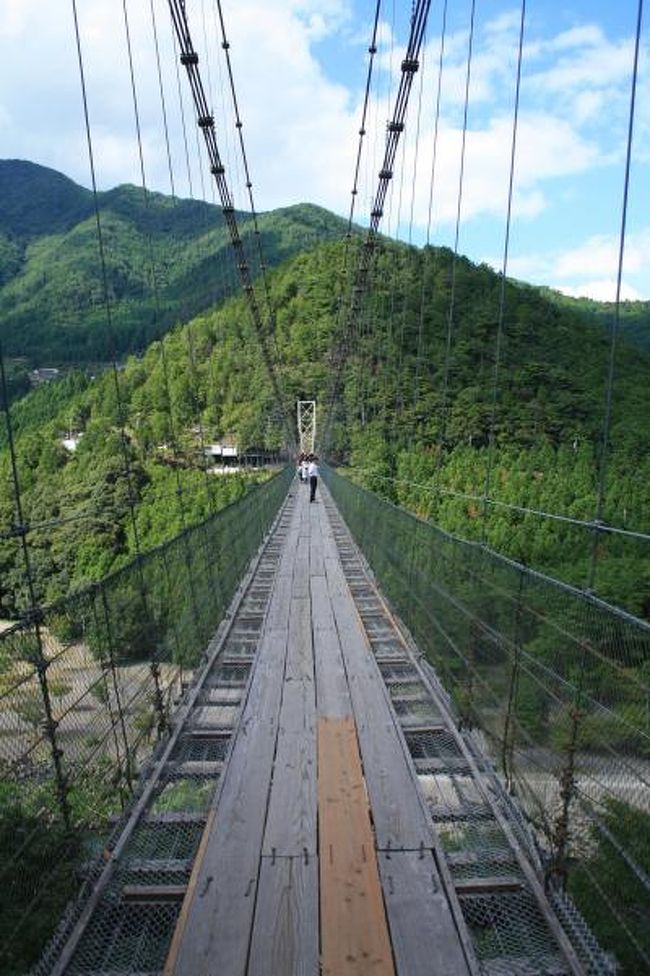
[319, 1, 383, 447]
[0, 346, 70, 828]
[122, 0, 207, 686]
[171, 23, 195, 197]
[366, 470, 650, 543]
[167, 0, 293, 447]
[588, 0, 645, 590]
[433, 0, 476, 490]
[65, 0, 168, 753]
[413, 0, 448, 410]
[348, 0, 383, 233]
[323, 0, 432, 450]
[149, 0, 217, 517]
[481, 0, 526, 540]
[150, 0, 176, 198]
[388, 134, 412, 442]
[213, 0, 283, 360]
[71, 0, 148, 566]
[391, 28, 426, 441]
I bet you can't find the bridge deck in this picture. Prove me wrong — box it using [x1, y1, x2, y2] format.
[165, 484, 472, 975]
[47, 480, 584, 976]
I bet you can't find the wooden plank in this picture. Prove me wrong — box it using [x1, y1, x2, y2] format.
[263, 672, 317, 857]
[318, 496, 435, 850]
[293, 547, 310, 599]
[285, 596, 313, 683]
[318, 716, 395, 976]
[262, 574, 317, 856]
[278, 676, 315, 735]
[454, 876, 524, 895]
[309, 506, 325, 577]
[377, 851, 472, 976]
[265, 573, 295, 632]
[248, 856, 319, 976]
[188, 728, 230, 740]
[310, 573, 335, 632]
[310, 537, 325, 578]
[168, 627, 289, 975]
[167, 849, 260, 976]
[313, 624, 352, 720]
[193, 704, 239, 728]
[276, 525, 300, 579]
[262, 728, 317, 856]
[123, 885, 187, 903]
[324, 588, 433, 849]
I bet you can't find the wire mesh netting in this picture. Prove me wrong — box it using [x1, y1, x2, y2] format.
[0, 466, 292, 974]
[325, 466, 649, 976]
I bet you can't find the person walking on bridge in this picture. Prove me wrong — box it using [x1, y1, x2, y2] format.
[308, 455, 319, 503]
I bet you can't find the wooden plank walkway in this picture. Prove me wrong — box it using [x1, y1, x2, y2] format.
[166, 482, 473, 976]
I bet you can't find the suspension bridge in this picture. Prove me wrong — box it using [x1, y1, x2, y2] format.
[0, 1, 648, 975]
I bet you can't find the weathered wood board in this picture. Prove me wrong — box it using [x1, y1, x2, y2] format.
[248, 856, 319, 976]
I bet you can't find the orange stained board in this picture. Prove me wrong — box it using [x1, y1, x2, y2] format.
[318, 716, 396, 976]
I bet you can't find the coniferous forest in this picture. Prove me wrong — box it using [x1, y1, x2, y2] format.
[1, 159, 649, 623]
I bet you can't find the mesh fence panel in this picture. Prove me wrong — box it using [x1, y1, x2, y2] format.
[0, 466, 291, 974]
[325, 465, 650, 976]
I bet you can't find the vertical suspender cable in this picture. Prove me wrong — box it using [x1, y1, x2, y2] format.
[588, 0, 644, 591]
[481, 0, 526, 541]
[121, 0, 203, 643]
[323, 0, 432, 451]
[167, 0, 293, 447]
[171, 23, 194, 197]
[0, 348, 71, 826]
[413, 0, 448, 411]
[150, 0, 176, 198]
[149, 1, 223, 632]
[433, 0, 476, 491]
[329, 0, 383, 445]
[71, 0, 167, 745]
[391, 28, 426, 443]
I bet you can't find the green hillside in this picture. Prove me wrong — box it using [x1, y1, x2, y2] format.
[1, 236, 649, 619]
[0, 159, 347, 363]
[534, 284, 650, 353]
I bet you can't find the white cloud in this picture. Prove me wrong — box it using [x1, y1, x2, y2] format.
[504, 229, 650, 300]
[0, 0, 647, 302]
[0, 0, 28, 40]
[549, 232, 647, 278]
[526, 29, 635, 94]
[557, 279, 642, 302]
[0, 0, 365, 213]
[387, 110, 602, 236]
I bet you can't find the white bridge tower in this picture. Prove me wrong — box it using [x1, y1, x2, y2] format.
[297, 400, 316, 455]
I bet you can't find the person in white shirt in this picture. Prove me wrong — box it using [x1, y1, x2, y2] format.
[308, 456, 319, 502]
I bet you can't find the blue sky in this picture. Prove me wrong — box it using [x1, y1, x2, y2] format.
[1, 0, 648, 299]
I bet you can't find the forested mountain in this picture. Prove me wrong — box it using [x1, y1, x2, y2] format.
[1, 233, 649, 619]
[534, 284, 650, 352]
[0, 159, 348, 363]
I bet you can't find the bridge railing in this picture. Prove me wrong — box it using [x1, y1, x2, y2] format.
[325, 465, 650, 976]
[0, 465, 292, 974]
